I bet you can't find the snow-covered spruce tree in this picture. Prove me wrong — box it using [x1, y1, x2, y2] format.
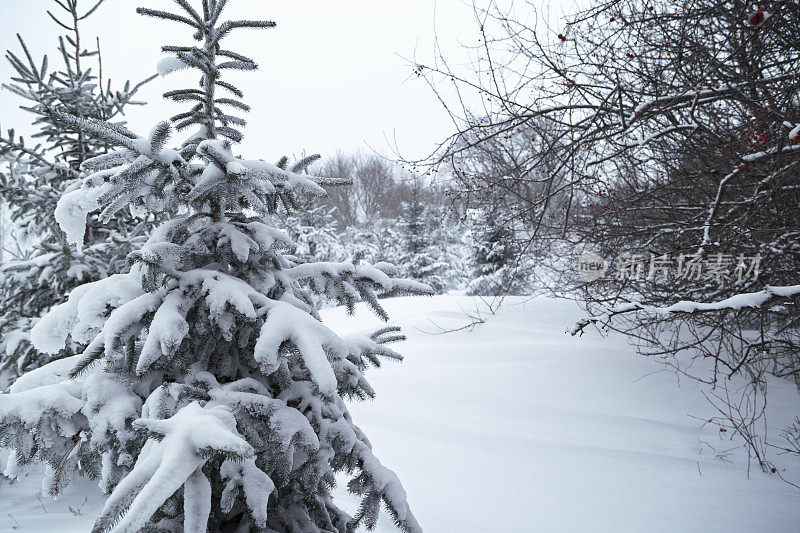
[427, 205, 468, 292]
[0, 0, 154, 376]
[466, 209, 529, 296]
[273, 195, 347, 312]
[398, 196, 449, 294]
[0, 1, 428, 531]
[276, 196, 345, 265]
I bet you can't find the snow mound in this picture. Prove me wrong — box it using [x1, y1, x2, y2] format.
[2, 295, 799, 532]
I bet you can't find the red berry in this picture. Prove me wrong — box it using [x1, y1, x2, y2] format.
[748, 8, 764, 25]
[610, 17, 616, 22]
[558, 33, 567, 41]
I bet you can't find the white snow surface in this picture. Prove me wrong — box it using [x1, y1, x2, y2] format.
[2, 295, 800, 532]
[790, 123, 800, 141]
[54, 186, 105, 250]
[155, 56, 190, 77]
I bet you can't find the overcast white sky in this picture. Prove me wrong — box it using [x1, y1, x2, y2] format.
[1, 0, 494, 162]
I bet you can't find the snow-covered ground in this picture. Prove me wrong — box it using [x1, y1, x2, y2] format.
[2, 295, 799, 532]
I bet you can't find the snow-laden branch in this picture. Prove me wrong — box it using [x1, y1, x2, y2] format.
[569, 285, 800, 336]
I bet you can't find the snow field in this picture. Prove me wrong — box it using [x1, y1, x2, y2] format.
[1, 295, 799, 532]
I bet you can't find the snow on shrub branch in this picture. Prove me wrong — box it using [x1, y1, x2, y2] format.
[569, 284, 800, 336]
